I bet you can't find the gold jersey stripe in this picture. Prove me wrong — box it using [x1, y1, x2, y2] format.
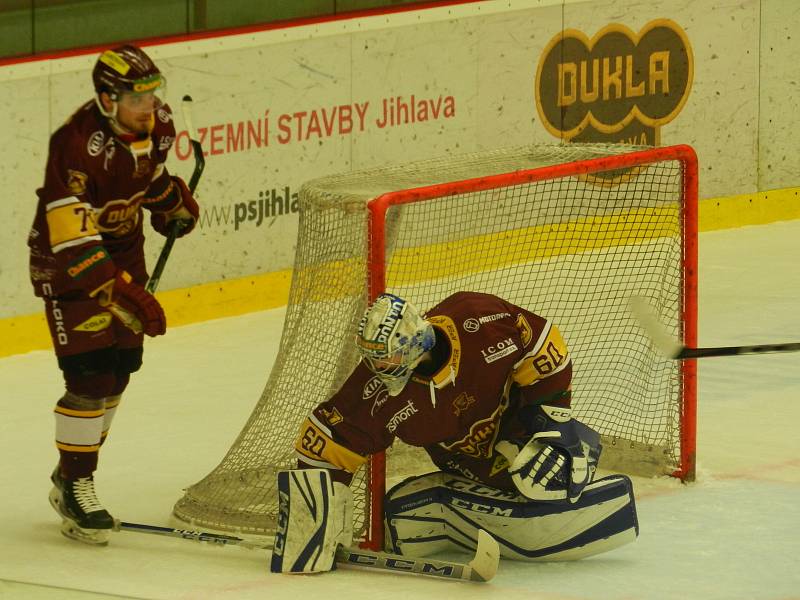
[512, 322, 570, 386]
[46, 197, 101, 253]
[295, 417, 368, 474]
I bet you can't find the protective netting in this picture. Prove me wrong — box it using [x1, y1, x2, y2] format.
[173, 143, 693, 542]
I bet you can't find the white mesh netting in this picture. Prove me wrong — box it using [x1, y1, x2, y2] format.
[172, 143, 692, 542]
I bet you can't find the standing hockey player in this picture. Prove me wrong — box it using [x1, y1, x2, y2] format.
[29, 45, 199, 544]
[273, 292, 638, 572]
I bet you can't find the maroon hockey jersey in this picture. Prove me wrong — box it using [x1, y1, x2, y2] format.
[295, 291, 573, 488]
[29, 100, 177, 298]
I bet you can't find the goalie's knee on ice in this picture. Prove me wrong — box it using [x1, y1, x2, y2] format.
[384, 471, 638, 561]
[270, 469, 353, 574]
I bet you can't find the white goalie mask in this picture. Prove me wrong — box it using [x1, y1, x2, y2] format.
[356, 294, 435, 396]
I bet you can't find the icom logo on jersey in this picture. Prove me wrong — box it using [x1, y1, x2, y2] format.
[462, 312, 511, 333]
[480, 338, 518, 363]
[386, 400, 418, 433]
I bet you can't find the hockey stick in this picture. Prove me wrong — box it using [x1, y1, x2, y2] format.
[145, 94, 205, 294]
[338, 529, 499, 582]
[629, 296, 800, 359]
[113, 521, 500, 582]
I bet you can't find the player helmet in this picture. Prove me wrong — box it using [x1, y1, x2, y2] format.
[356, 293, 435, 396]
[92, 45, 166, 115]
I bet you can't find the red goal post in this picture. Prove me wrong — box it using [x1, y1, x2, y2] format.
[363, 144, 698, 549]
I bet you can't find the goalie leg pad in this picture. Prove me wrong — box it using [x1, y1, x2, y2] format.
[270, 469, 353, 574]
[385, 472, 638, 561]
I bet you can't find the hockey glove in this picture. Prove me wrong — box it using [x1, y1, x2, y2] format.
[90, 270, 166, 337]
[496, 414, 602, 503]
[150, 176, 199, 238]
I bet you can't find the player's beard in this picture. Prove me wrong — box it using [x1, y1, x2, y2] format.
[122, 113, 153, 135]
[112, 110, 154, 138]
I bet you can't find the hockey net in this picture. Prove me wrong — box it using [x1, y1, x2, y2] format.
[173, 143, 697, 550]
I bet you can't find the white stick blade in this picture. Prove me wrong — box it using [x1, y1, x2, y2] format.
[181, 96, 198, 141]
[467, 529, 500, 582]
[628, 296, 683, 359]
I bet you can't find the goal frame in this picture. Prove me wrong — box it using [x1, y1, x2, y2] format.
[362, 144, 698, 550]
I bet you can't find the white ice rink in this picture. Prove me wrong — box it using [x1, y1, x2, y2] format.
[1, 220, 799, 600]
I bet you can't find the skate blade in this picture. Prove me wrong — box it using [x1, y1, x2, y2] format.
[59, 519, 109, 546]
[49, 488, 109, 546]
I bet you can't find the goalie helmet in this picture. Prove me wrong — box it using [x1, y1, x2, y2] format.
[356, 293, 435, 396]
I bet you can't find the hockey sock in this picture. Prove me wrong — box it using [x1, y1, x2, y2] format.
[100, 395, 122, 446]
[54, 392, 105, 479]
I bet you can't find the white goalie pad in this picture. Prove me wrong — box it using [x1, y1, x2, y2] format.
[384, 472, 637, 561]
[270, 469, 353, 573]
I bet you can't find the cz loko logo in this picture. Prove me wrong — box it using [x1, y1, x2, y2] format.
[535, 19, 693, 151]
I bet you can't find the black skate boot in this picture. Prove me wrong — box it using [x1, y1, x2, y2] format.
[49, 467, 114, 545]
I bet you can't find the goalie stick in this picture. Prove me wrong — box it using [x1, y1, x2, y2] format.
[146, 94, 206, 294]
[629, 296, 800, 359]
[113, 520, 500, 583]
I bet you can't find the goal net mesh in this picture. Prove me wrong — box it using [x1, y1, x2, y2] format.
[173, 143, 693, 543]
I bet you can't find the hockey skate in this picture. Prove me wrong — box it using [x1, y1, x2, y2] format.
[49, 468, 114, 545]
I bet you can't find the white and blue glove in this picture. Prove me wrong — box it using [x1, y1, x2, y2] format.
[496, 406, 602, 503]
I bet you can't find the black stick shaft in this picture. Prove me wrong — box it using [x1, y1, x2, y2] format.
[676, 342, 800, 359]
[146, 97, 205, 294]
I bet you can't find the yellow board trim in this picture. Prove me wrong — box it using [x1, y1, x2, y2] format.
[0, 268, 292, 358]
[4, 186, 800, 358]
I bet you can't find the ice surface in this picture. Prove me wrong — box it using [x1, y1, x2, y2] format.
[1, 220, 799, 599]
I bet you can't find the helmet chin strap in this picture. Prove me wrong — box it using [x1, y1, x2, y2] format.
[94, 94, 144, 139]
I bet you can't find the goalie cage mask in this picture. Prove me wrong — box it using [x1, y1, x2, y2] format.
[356, 293, 435, 396]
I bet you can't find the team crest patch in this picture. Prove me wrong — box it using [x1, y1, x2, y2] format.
[452, 392, 476, 416]
[320, 407, 344, 426]
[66, 170, 88, 195]
[516, 314, 533, 348]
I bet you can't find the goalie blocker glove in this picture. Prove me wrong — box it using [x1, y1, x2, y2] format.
[271, 469, 353, 574]
[496, 405, 602, 503]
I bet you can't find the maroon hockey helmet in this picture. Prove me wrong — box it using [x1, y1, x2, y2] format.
[92, 45, 165, 105]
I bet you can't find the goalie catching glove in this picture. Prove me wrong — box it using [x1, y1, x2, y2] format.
[89, 270, 166, 337]
[495, 405, 602, 503]
[270, 469, 353, 574]
[148, 175, 199, 238]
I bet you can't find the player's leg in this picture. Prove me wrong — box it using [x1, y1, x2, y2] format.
[44, 296, 120, 544]
[101, 251, 147, 444]
[384, 471, 638, 561]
